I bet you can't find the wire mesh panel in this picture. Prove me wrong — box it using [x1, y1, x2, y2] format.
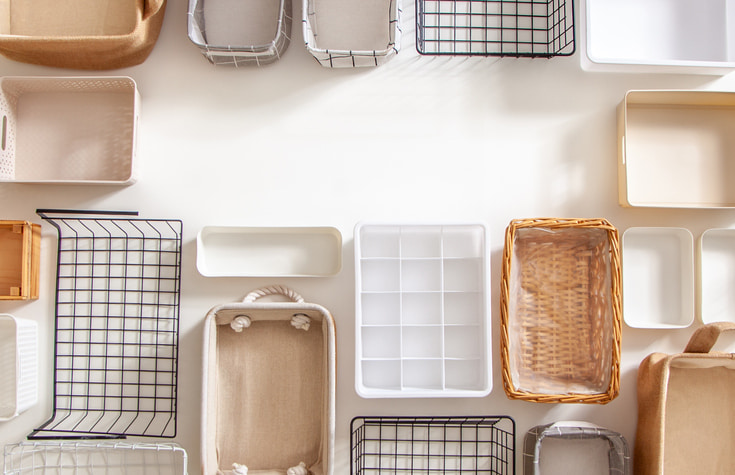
[351, 416, 515, 474]
[416, 0, 575, 57]
[29, 210, 182, 439]
[4, 441, 188, 475]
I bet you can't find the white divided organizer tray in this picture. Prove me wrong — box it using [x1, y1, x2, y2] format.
[581, 0, 735, 74]
[197, 226, 342, 277]
[622, 227, 694, 329]
[0, 76, 139, 184]
[354, 223, 491, 397]
[618, 90, 735, 208]
[0, 314, 37, 421]
[700, 229, 735, 324]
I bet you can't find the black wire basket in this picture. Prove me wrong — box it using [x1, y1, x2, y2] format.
[29, 210, 183, 439]
[416, 0, 575, 57]
[351, 416, 515, 474]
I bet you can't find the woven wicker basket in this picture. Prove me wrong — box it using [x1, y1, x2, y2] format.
[500, 218, 622, 404]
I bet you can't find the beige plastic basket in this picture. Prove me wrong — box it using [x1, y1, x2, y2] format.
[500, 218, 622, 404]
[0, 76, 139, 185]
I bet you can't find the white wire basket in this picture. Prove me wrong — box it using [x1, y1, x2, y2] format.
[0, 314, 37, 422]
[303, 0, 402, 67]
[3, 442, 188, 475]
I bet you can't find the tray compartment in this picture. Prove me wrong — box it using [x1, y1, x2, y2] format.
[0, 314, 37, 422]
[0, 221, 40, 300]
[700, 228, 735, 324]
[500, 218, 622, 403]
[187, 0, 291, 66]
[416, 0, 575, 57]
[0, 76, 139, 184]
[355, 223, 490, 398]
[622, 227, 694, 328]
[303, 0, 401, 67]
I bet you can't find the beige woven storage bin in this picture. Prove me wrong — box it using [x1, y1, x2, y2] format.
[202, 286, 335, 475]
[500, 218, 622, 404]
[0, 0, 166, 70]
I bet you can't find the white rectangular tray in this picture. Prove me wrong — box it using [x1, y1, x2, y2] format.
[581, 0, 735, 74]
[0, 76, 139, 184]
[622, 227, 694, 328]
[197, 226, 342, 277]
[354, 223, 491, 398]
[618, 90, 735, 208]
[699, 229, 735, 324]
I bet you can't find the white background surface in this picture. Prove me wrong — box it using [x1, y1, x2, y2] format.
[3, 1, 735, 473]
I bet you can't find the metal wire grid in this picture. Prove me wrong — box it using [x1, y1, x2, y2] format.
[351, 416, 515, 475]
[416, 0, 575, 57]
[4, 441, 188, 475]
[29, 210, 182, 439]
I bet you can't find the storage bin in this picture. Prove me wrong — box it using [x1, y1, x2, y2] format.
[303, 0, 401, 67]
[622, 227, 694, 329]
[197, 226, 342, 277]
[500, 218, 622, 404]
[354, 223, 491, 398]
[351, 416, 515, 475]
[0, 0, 166, 70]
[202, 286, 335, 475]
[0, 315, 37, 422]
[416, 0, 575, 57]
[636, 322, 735, 475]
[187, 0, 291, 66]
[524, 421, 630, 475]
[0, 77, 139, 185]
[581, 0, 735, 74]
[618, 90, 735, 208]
[3, 442, 188, 474]
[30, 210, 182, 439]
[0, 221, 40, 300]
[699, 228, 735, 324]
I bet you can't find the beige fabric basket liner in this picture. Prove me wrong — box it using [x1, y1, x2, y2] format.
[202, 290, 335, 475]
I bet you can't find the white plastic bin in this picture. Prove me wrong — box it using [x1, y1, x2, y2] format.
[0, 314, 37, 421]
[622, 227, 694, 329]
[0, 76, 139, 184]
[700, 229, 735, 324]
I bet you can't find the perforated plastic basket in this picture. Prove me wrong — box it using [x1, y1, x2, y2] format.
[0, 76, 139, 184]
[0, 314, 37, 422]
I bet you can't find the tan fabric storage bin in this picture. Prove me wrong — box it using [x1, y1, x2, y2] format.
[635, 322, 735, 475]
[202, 286, 336, 475]
[0, 0, 166, 70]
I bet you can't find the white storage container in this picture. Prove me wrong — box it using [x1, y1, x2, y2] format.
[0, 76, 139, 184]
[622, 228, 694, 329]
[0, 314, 37, 421]
[197, 226, 342, 277]
[354, 223, 491, 398]
[699, 228, 735, 324]
[303, 0, 401, 67]
[581, 0, 735, 74]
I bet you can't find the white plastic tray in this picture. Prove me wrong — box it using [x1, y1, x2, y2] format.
[581, 0, 735, 74]
[622, 227, 694, 328]
[0, 314, 37, 421]
[197, 226, 342, 277]
[699, 229, 735, 324]
[0, 76, 139, 184]
[354, 223, 491, 398]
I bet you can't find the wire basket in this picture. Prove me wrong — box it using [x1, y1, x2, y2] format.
[416, 0, 575, 57]
[500, 218, 622, 404]
[3, 441, 188, 475]
[351, 416, 515, 474]
[29, 210, 182, 439]
[187, 0, 292, 66]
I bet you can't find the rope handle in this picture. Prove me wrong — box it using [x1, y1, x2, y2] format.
[684, 322, 735, 353]
[242, 285, 305, 304]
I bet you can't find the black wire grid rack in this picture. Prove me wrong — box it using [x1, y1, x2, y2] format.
[416, 0, 575, 57]
[29, 210, 182, 439]
[351, 416, 515, 475]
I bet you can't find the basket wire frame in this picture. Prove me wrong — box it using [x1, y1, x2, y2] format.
[351, 416, 515, 474]
[416, 0, 575, 57]
[3, 441, 188, 475]
[29, 210, 182, 439]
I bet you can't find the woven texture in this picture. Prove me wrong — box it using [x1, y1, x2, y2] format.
[500, 218, 622, 404]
